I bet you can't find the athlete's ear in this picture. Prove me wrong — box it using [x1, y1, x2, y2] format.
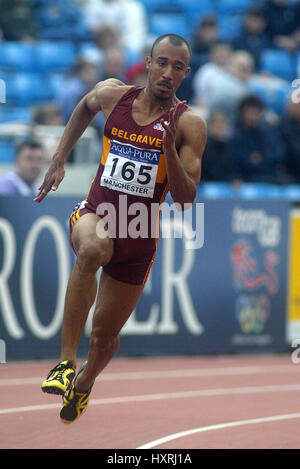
[145, 56, 151, 70]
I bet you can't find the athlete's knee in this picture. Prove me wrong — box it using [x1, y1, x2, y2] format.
[77, 239, 111, 273]
[89, 330, 120, 356]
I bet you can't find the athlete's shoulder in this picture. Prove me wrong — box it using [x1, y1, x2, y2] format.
[179, 104, 207, 138]
[86, 80, 134, 114]
[95, 80, 132, 100]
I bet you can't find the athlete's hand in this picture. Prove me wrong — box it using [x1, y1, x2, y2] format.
[160, 100, 187, 153]
[34, 161, 65, 203]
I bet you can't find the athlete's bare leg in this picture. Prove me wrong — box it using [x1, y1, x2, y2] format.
[74, 270, 144, 391]
[60, 213, 114, 369]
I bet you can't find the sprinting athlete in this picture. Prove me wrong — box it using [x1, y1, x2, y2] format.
[36, 34, 207, 424]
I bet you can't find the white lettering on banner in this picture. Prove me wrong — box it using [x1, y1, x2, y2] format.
[232, 208, 281, 247]
[159, 219, 203, 335]
[20, 216, 70, 339]
[122, 219, 203, 336]
[0, 339, 6, 363]
[0, 218, 24, 339]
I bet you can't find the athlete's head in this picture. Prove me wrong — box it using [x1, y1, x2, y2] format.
[146, 34, 191, 100]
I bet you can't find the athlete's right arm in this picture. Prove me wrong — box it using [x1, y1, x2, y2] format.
[34, 79, 127, 203]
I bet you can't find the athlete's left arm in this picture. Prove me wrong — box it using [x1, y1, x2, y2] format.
[161, 103, 207, 208]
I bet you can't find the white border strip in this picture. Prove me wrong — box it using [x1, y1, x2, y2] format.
[1, 383, 300, 416]
[0, 365, 297, 387]
[137, 413, 300, 449]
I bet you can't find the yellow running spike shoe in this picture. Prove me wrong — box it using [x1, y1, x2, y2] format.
[60, 361, 93, 424]
[41, 360, 75, 396]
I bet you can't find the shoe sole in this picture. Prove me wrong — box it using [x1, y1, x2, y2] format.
[41, 385, 66, 396]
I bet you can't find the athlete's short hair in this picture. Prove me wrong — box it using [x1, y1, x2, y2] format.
[150, 34, 192, 60]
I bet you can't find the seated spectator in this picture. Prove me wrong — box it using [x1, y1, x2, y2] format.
[126, 39, 152, 86]
[57, 58, 104, 142]
[79, 25, 121, 66]
[101, 48, 127, 82]
[263, 0, 300, 52]
[32, 103, 64, 162]
[33, 103, 64, 126]
[0, 139, 46, 196]
[229, 94, 288, 184]
[0, 0, 37, 41]
[231, 5, 272, 70]
[193, 42, 232, 110]
[82, 0, 147, 54]
[280, 96, 300, 182]
[58, 58, 100, 124]
[201, 111, 240, 182]
[194, 51, 255, 124]
[190, 15, 219, 75]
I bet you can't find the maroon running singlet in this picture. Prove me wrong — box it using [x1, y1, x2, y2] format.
[69, 86, 187, 284]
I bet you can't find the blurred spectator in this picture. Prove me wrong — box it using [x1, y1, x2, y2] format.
[190, 15, 219, 74]
[102, 48, 127, 82]
[57, 58, 100, 124]
[231, 5, 272, 70]
[79, 25, 121, 66]
[263, 0, 300, 52]
[201, 111, 239, 182]
[194, 51, 255, 124]
[33, 103, 64, 126]
[32, 103, 64, 162]
[193, 42, 232, 110]
[0, 0, 37, 41]
[280, 96, 300, 182]
[0, 139, 46, 196]
[126, 40, 152, 86]
[82, 0, 147, 54]
[95, 25, 121, 51]
[229, 94, 288, 183]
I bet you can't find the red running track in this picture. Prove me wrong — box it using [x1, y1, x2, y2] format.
[0, 354, 300, 449]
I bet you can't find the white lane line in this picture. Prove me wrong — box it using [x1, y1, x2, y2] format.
[137, 413, 300, 449]
[1, 383, 300, 416]
[0, 364, 297, 387]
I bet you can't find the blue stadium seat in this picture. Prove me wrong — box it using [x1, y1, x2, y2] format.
[217, 14, 243, 42]
[149, 13, 189, 39]
[177, 0, 216, 29]
[47, 72, 67, 100]
[0, 106, 33, 124]
[199, 183, 234, 199]
[140, 0, 180, 13]
[283, 185, 300, 201]
[176, 0, 215, 14]
[237, 183, 283, 199]
[0, 42, 34, 72]
[5, 73, 53, 106]
[0, 140, 16, 163]
[260, 49, 297, 81]
[217, 0, 254, 15]
[35, 1, 89, 41]
[35, 41, 76, 72]
[249, 81, 291, 115]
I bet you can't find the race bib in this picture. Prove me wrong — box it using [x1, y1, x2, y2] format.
[101, 140, 160, 198]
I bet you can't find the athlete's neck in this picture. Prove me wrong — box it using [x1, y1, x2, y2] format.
[141, 87, 177, 115]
